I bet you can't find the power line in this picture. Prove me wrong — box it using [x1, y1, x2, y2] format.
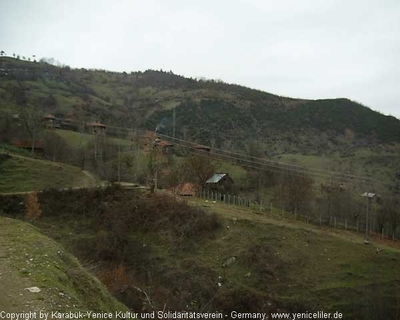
[154, 133, 380, 185]
[0, 110, 397, 190]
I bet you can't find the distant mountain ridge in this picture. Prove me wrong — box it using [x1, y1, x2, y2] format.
[1, 56, 399, 156]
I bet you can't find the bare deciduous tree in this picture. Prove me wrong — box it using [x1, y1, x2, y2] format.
[19, 104, 43, 155]
[379, 197, 400, 240]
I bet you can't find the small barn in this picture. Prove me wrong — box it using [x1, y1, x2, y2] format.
[12, 139, 44, 155]
[172, 182, 197, 197]
[205, 173, 234, 193]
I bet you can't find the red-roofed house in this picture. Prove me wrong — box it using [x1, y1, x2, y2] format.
[12, 139, 44, 155]
[171, 182, 198, 197]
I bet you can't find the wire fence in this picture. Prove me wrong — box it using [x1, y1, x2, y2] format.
[197, 189, 399, 242]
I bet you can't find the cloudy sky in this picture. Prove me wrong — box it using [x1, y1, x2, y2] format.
[1, 0, 399, 118]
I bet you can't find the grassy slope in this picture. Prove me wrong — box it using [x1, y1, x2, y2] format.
[0, 216, 128, 313]
[0, 153, 98, 193]
[29, 188, 400, 319]
[191, 199, 400, 317]
[276, 145, 400, 188]
[55, 129, 133, 149]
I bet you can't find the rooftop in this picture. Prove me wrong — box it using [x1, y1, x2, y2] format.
[86, 121, 106, 128]
[206, 173, 227, 184]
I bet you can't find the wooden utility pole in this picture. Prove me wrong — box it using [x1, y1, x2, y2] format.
[117, 144, 121, 182]
[154, 169, 158, 192]
[362, 192, 375, 244]
[172, 107, 176, 138]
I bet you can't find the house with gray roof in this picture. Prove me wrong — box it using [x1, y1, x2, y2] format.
[205, 173, 234, 193]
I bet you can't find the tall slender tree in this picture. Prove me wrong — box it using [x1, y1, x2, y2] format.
[19, 104, 44, 154]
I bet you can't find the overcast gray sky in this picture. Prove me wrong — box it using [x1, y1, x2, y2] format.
[1, 0, 399, 118]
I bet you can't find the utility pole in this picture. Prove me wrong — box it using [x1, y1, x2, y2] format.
[172, 107, 176, 139]
[80, 120, 86, 170]
[117, 144, 121, 182]
[154, 169, 158, 192]
[362, 192, 375, 244]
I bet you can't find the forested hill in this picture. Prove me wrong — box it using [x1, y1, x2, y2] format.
[1, 56, 399, 155]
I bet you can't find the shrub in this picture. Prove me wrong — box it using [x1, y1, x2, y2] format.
[0, 194, 25, 216]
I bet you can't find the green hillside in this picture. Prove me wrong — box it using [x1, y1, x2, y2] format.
[0, 151, 98, 193]
[1, 56, 400, 193]
[1, 56, 400, 155]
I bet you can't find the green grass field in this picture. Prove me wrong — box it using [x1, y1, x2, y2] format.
[188, 198, 400, 316]
[55, 129, 133, 149]
[275, 148, 400, 189]
[0, 153, 98, 193]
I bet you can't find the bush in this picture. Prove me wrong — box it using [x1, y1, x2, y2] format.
[0, 194, 25, 216]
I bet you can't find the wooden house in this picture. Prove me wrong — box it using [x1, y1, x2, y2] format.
[86, 121, 106, 135]
[205, 173, 234, 193]
[12, 139, 44, 155]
